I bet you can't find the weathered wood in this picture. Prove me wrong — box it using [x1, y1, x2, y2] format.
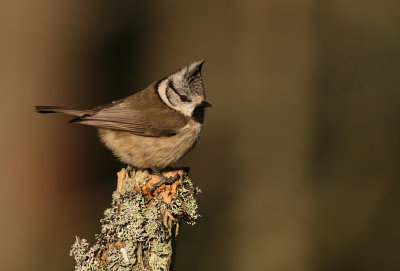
[70, 167, 200, 271]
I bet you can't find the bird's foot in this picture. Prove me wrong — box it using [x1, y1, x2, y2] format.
[151, 168, 181, 191]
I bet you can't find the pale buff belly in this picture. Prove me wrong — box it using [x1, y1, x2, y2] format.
[98, 121, 202, 169]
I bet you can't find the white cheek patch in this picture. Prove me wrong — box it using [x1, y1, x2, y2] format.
[157, 78, 196, 117]
[180, 104, 195, 117]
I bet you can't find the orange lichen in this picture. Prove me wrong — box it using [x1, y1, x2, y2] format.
[117, 168, 183, 205]
[117, 168, 127, 193]
[166, 211, 175, 220]
[114, 240, 124, 249]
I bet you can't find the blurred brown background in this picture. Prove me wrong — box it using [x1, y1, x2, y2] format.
[1, 0, 399, 270]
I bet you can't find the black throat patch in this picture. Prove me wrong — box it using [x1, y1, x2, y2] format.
[191, 105, 205, 124]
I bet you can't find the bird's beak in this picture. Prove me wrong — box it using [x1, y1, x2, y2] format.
[200, 101, 212, 107]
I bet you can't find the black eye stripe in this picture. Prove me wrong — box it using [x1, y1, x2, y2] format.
[165, 87, 176, 106]
[168, 80, 179, 96]
[169, 80, 191, 102]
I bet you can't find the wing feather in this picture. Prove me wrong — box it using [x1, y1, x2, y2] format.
[71, 87, 188, 137]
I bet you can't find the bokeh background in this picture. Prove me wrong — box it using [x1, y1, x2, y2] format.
[1, 1, 400, 270]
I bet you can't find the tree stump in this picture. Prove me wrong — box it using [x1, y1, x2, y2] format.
[70, 167, 201, 271]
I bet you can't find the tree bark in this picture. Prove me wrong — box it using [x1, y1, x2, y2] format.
[70, 167, 200, 271]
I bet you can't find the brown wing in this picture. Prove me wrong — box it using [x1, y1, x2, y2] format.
[71, 85, 189, 137]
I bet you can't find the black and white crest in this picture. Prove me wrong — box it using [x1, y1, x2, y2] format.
[157, 60, 209, 117]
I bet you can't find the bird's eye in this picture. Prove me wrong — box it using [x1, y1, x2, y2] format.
[180, 95, 190, 102]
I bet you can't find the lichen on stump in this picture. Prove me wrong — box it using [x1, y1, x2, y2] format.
[70, 167, 201, 271]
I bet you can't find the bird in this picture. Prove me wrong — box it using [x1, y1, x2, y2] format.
[35, 60, 211, 188]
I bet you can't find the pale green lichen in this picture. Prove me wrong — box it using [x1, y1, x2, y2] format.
[70, 167, 200, 271]
[170, 176, 201, 225]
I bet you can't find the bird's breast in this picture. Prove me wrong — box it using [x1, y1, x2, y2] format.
[98, 119, 202, 169]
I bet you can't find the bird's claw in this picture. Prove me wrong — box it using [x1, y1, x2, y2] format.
[151, 173, 181, 191]
[125, 165, 132, 178]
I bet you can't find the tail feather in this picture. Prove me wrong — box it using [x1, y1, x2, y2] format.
[34, 106, 91, 117]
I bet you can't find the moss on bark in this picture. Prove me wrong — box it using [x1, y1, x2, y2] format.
[70, 167, 200, 271]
